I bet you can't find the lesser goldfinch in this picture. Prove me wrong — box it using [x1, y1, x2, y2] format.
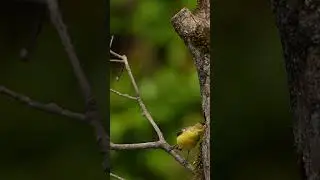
[174, 122, 206, 160]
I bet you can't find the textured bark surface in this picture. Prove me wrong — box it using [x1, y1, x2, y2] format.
[271, 0, 320, 179]
[171, 0, 210, 179]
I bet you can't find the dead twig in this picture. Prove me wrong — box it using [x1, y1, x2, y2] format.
[110, 172, 126, 180]
[109, 38, 194, 172]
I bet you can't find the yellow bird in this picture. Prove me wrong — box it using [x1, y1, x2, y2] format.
[174, 122, 206, 160]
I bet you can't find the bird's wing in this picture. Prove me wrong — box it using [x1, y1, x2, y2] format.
[176, 128, 186, 136]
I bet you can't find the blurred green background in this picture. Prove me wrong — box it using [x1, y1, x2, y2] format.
[0, 0, 108, 180]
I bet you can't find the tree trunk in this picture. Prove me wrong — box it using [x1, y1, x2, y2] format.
[271, 1, 320, 179]
[171, 0, 210, 179]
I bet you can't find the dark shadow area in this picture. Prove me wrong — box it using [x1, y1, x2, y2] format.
[212, 0, 301, 179]
[0, 1, 108, 179]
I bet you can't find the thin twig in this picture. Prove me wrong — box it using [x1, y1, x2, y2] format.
[46, 0, 109, 173]
[110, 59, 124, 63]
[110, 36, 114, 48]
[110, 37, 125, 81]
[111, 139, 194, 172]
[47, 0, 91, 100]
[110, 51, 165, 141]
[123, 55, 165, 141]
[111, 141, 161, 150]
[110, 89, 137, 100]
[109, 48, 194, 172]
[160, 143, 194, 171]
[110, 50, 124, 59]
[110, 172, 126, 180]
[0, 86, 85, 121]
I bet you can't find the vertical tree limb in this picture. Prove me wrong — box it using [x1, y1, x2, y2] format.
[171, 0, 210, 179]
[271, 0, 320, 179]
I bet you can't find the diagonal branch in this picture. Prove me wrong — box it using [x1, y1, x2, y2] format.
[110, 51, 165, 141]
[110, 172, 126, 180]
[47, 0, 91, 100]
[46, 0, 110, 173]
[110, 89, 137, 100]
[109, 46, 194, 173]
[0, 85, 85, 121]
[160, 143, 195, 171]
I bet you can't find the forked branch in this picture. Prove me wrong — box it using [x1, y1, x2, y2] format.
[110, 39, 194, 172]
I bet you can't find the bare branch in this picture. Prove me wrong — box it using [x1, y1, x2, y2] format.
[160, 143, 195, 172]
[109, 47, 194, 173]
[110, 141, 161, 150]
[110, 36, 114, 48]
[110, 59, 124, 63]
[0, 86, 85, 121]
[47, 0, 91, 100]
[109, 41, 125, 80]
[110, 50, 124, 60]
[110, 89, 137, 100]
[110, 172, 126, 180]
[121, 55, 165, 141]
[110, 49, 165, 140]
[110, 140, 194, 172]
[46, 0, 109, 173]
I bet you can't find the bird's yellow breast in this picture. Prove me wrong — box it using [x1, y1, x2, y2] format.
[176, 130, 200, 150]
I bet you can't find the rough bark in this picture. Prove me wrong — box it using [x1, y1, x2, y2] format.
[271, 0, 320, 179]
[171, 0, 210, 179]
